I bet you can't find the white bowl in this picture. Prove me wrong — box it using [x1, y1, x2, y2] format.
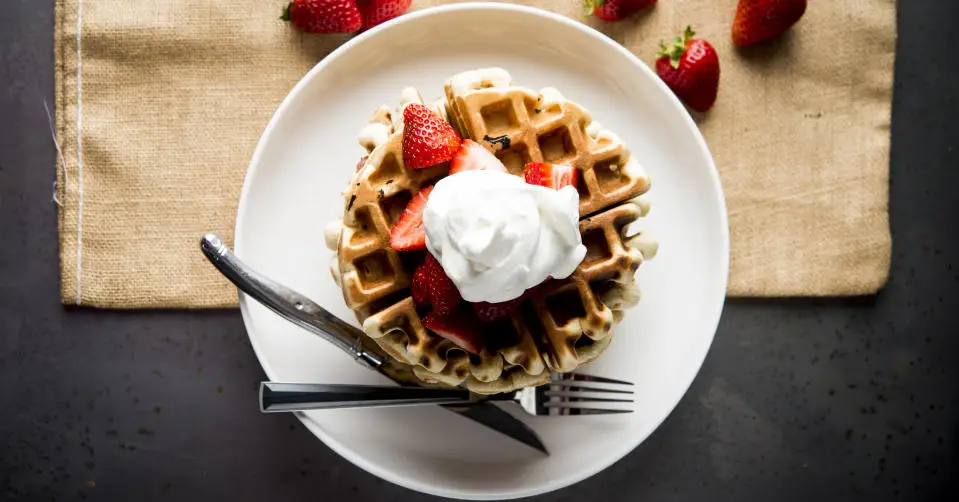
[234, 3, 728, 499]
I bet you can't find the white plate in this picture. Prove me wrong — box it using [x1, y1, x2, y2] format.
[234, 3, 728, 499]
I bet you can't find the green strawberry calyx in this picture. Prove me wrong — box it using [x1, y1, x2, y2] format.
[583, 0, 606, 17]
[657, 25, 695, 69]
[280, 2, 293, 22]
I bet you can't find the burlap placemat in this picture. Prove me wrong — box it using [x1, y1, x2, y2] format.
[55, 0, 895, 308]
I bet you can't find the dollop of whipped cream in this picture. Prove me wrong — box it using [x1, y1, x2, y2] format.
[423, 170, 586, 303]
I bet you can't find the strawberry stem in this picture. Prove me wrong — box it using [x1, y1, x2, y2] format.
[280, 2, 292, 21]
[583, 0, 605, 17]
[656, 25, 696, 69]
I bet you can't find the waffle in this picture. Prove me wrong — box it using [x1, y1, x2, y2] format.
[329, 73, 655, 394]
[443, 69, 650, 217]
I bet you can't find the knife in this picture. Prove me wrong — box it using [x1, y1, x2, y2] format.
[199, 234, 548, 455]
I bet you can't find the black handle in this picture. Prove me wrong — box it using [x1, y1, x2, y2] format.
[260, 382, 474, 412]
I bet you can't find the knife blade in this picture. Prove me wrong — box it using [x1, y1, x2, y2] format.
[200, 234, 548, 455]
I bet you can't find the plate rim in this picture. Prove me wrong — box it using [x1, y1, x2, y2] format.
[234, 2, 730, 499]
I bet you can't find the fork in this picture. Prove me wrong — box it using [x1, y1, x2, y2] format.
[261, 373, 634, 416]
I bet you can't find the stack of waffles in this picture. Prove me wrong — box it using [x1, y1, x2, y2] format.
[326, 69, 657, 394]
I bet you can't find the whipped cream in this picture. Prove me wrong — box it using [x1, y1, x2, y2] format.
[357, 121, 391, 151]
[391, 87, 423, 129]
[537, 87, 566, 111]
[585, 121, 648, 180]
[358, 105, 394, 152]
[398, 87, 422, 109]
[423, 170, 586, 303]
[447, 68, 512, 95]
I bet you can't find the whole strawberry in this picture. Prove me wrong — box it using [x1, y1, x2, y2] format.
[282, 0, 362, 34]
[655, 26, 720, 112]
[585, 0, 656, 22]
[357, 0, 412, 30]
[732, 0, 807, 47]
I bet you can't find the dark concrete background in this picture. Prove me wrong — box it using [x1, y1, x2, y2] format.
[1, 1, 957, 501]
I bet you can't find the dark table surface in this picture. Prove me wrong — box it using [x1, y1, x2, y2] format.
[2, 1, 958, 501]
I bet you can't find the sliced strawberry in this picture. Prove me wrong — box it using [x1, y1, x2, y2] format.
[423, 253, 461, 315]
[524, 162, 547, 186]
[472, 296, 526, 323]
[402, 103, 461, 170]
[422, 310, 483, 354]
[524, 162, 578, 190]
[472, 288, 531, 322]
[448, 139, 507, 175]
[411, 263, 430, 307]
[389, 185, 433, 251]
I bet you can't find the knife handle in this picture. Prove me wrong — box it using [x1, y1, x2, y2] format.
[199, 234, 384, 371]
[260, 382, 473, 412]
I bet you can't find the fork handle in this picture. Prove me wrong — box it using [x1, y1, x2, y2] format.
[259, 382, 474, 412]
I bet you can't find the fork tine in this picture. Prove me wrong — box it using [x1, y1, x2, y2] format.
[553, 407, 633, 416]
[544, 396, 633, 404]
[558, 373, 633, 386]
[549, 383, 634, 395]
